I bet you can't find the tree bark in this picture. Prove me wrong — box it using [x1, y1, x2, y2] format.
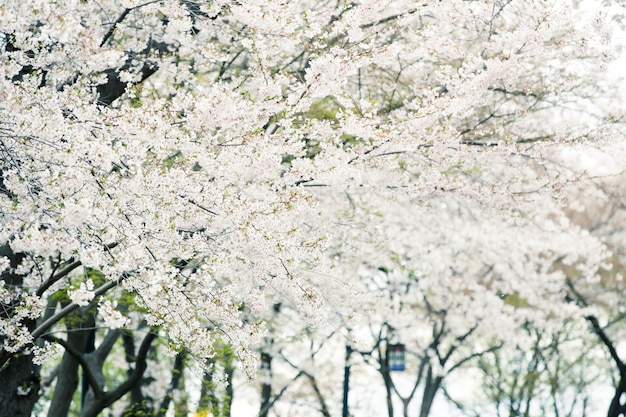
[0, 244, 39, 417]
[380, 347, 394, 417]
[156, 353, 186, 417]
[342, 344, 352, 417]
[47, 327, 91, 417]
[419, 369, 443, 417]
[80, 331, 157, 417]
[259, 351, 272, 417]
[0, 352, 40, 417]
[586, 315, 626, 417]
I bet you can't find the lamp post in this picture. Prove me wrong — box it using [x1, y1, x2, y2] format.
[387, 343, 406, 371]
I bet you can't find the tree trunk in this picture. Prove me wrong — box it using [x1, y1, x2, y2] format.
[47, 327, 93, 417]
[608, 375, 626, 417]
[0, 352, 40, 417]
[156, 353, 186, 417]
[119, 331, 151, 416]
[259, 351, 272, 417]
[342, 344, 352, 417]
[583, 315, 626, 417]
[0, 243, 39, 417]
[80, 331, 157, 417]
[46, 311, 95, 417]
[47, 344, 81, 417]
[419, 370, 443, 417]
[381, 358, 394, 417]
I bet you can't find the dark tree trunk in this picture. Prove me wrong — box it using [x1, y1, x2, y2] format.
[342, 344, 352, 417]
[47, 325, 93, 417]
[419, 370, 443, 417]
[80, 331, 157, 417]
[156, 353, 186, 417]
[259, 351, 272, 417]
[0, 352, 41, 417]
[380, 347, 394, 417]
[119, 331, 152, 416]
[0, 244, 39, 417]
[46, 312, 95, 417]
[47, 341, 81, 417]
[583, 315, 626, 417]
[608, 375, 626, 417]
[81, 328, 96, 406]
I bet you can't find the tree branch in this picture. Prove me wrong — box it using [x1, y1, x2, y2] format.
[36, 259, 82, 297]
[31, 276, 126, 341]
[100, 8, 131, 47]
[42, 334, 105, 398]
[82, 330, 158, 417]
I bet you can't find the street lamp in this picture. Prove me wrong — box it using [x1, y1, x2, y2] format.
[387, 343, 406, 371]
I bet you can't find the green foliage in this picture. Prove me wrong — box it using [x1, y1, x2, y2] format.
[502, 292, 528, 308]
[442, 163, 483, 179]
[123, 400, 152, 417]
[306, 96, 343, 121]
[196, 338, 236, 417]
[340, 133, 367, 150]
[128, 84, 143, 108]
[101, 334, 130, 390]
[304, 138, 321, 159]
[380, 100, 404, 114]
[463, 165, 483, 176]
[281, 154, 296, 165]
[163, 150, 185, 170]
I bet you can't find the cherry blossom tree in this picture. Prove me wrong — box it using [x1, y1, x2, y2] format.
[245, 189, 615, 417]
[1, 0, 625, 415]
[454, 319, 610, 417]
[319, 191, 609, 417]
[563, 174, 626, 417]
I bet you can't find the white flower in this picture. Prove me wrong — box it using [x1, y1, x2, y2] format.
[68, 279, 95, 307]
[32, 341, 63, 365]
[99, 300, 130, 329]
[0, 256, 10, 274]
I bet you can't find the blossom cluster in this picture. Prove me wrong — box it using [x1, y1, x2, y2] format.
[0, 0, 623, 387]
